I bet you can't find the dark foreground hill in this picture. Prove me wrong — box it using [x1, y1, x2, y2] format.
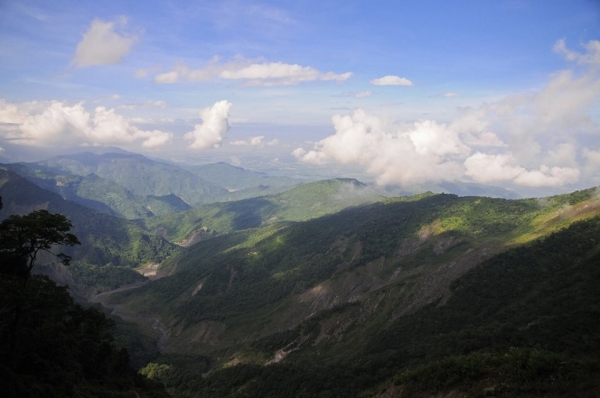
[0, 275, 170, 398]
[103, 188, 600, 397]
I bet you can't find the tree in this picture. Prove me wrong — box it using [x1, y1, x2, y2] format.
[0, 209, 80, 284]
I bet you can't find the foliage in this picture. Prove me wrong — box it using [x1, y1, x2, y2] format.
[0, 209, 80, 282]
[395, 348, 599, 397]
[0, 202, 169, 397]
[70, 262, 146, 290]
[0, 275, 169, 398]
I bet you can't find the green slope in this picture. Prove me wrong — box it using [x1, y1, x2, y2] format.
[138, 178, 384, 243]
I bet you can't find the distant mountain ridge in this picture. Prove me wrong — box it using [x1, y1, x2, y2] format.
[0, 168, 175, 270]
[29, 152, 228, 206]
[1, 163, 191, 218]
[186, 162, 301, 191]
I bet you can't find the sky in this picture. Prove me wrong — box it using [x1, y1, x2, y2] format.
[0, 0, 599, 194]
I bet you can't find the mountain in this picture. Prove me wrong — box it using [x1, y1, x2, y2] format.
[103, 187, 600, 397]
[0, 168, 176, 291]
[30, 152, 228, 206]
[3, 163, 190, 218]
[137, 178, 384, 243]
[436, 180, 521, 199]
[186, 162, 301, 191]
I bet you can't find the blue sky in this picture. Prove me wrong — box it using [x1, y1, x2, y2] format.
[1, 0, 599, 193]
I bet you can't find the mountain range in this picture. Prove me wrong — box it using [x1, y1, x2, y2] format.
[1, 150, 599, 397]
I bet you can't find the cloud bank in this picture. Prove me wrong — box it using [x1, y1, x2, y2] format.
[0, 99, 171, 148]
[231, 136, 278, 147]
[153, 57, 352, 86]
[294, 39, 600, 189]
[72, 17, 139, 67]
[370, 75, 414, 86]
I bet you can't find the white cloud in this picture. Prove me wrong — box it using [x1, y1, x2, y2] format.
[553, 39, 600, 65]
[295, 53, 598, 190]
[0, 99, 28, 124]
[153, 57, 352, 86]
[72, 17, 139, 67]
[0, 99, 172, 148]
[185, 100, 232, 149]
[514, 166, 580, 187]
[355, 91, 373, 98]
[370, 75, 414, 86]
[463, 152, 525, 183]
[154, 71, 179, 83]
[464, 152, 579, 187]
[442, 92, 459, 97]
[293, 109, 465, 185]
[134, 65, 160, 78]
[230, 135, 278, 147]
[119, 100, 168, 110]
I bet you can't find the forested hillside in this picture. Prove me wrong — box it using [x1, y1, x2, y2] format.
[139, 178, 383, 242]
[104, 187, 600, 397]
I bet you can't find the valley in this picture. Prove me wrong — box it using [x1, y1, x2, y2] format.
[1, 151, 599, 397]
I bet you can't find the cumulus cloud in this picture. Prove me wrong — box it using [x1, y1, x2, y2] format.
[293, 109, 465, 186]
[294, 39, 600, 190]
[370, 75, 414, 86]
[0, 99, 172, 148]
[185, 100, 232, 149]
[464, 152, 579, 187]
[72, 17, 139, 67]
[153, 57, 352, 86]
